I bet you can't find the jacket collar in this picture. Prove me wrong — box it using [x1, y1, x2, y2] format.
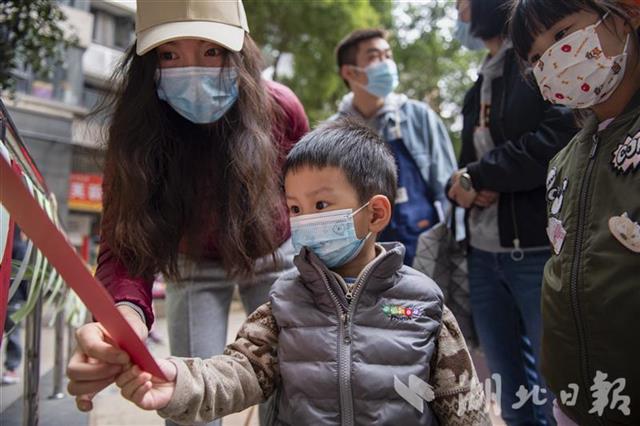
[293, 242, 406, 310]
[580, 88, 640, 141]
[337, 92, 409, 127]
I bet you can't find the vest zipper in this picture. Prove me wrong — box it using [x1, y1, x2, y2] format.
[310, 250, 393, 426]
[308, 262, 353, 426]
[569, 134, 600, 424]
[345, 288, 353, 303]
[341, 254, 388, 426]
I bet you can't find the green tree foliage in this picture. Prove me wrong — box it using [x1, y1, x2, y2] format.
[246, 0, 481, 151]
[245, 0, 393, 125]
[392, 2, 484, 152]
[0, 0, 77, 91]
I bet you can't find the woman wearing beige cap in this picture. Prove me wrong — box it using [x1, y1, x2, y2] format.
[65, 1, 308, 424]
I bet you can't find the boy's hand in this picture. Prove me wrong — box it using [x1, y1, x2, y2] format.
[116, 359, 178, 411]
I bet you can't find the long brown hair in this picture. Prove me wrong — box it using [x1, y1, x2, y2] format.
[99, 35, 284, 280]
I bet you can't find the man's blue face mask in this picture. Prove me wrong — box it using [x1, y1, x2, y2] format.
[156, 66, 239, 124]
[454, 19, 485, 51]
[290, 203, 371, 269]
[353, 60, 399, 99]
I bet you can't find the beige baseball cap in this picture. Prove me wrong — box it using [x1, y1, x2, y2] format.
[135, 0, 249, 55]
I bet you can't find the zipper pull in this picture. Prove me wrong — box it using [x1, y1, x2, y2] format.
[345, 289, 352, 303]
[511, 238, 524, 262]
[590, 134, 599, 159]
[342, 313, 351, 344]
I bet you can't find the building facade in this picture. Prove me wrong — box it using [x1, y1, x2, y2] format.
[4, 0, 136, 264]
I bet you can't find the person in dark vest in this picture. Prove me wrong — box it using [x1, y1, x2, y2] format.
[330, 29, 459, 266]
[113, 119, 489, 425]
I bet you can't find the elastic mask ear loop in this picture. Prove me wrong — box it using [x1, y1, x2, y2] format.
[596, 12, 610, 29]
[349, 66, 370, 93]
[619, 31, 631, 57]
[350, 64, 365, 74]
[350, 202, 370, 218]
[595, 12, 631, 59]
[351, 202, 372, 243]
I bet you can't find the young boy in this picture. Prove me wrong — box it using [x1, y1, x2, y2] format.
[115, 119, 489, 425]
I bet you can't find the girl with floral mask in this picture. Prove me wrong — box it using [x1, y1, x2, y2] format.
[66, 1, 309, 425]
[510, 1, 640, 425]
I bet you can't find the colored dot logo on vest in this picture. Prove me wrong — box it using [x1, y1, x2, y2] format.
[382, 304, 422, 320]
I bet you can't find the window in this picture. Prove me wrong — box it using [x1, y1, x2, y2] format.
[90, 7, 134, 51]
[114, 16, 134, 50]
[91, 9, 115, 46]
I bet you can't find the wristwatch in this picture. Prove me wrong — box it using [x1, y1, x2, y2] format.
[459, 169, 474, 191]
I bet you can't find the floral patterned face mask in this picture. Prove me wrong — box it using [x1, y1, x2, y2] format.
[533, 13, 630, 109]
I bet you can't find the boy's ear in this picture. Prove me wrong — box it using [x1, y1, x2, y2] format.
[368, 195, 392, 233]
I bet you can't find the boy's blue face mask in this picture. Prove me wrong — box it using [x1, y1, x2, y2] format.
[290, 203, 371, 269]
[156, 66, 239, 124]
[353, 60, 399, 99]
[454, 20, 485, 51]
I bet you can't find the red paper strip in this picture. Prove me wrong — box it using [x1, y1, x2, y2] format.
[0, 155, 166, 379]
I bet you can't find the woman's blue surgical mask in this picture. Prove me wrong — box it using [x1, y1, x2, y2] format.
[454, 20, 485, 51]
[156, 66, 239, 124]
[353, 60, 399, 99]
[290, 203, 371, 269]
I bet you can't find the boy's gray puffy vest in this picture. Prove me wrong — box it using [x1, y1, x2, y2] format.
[269, 243, 444, 425]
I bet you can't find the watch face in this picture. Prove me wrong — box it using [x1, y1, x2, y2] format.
[460, 174, 472, 191]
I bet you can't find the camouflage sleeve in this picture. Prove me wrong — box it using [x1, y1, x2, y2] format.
[157, 302, 280, 424]
[430, 306, 491, 426]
